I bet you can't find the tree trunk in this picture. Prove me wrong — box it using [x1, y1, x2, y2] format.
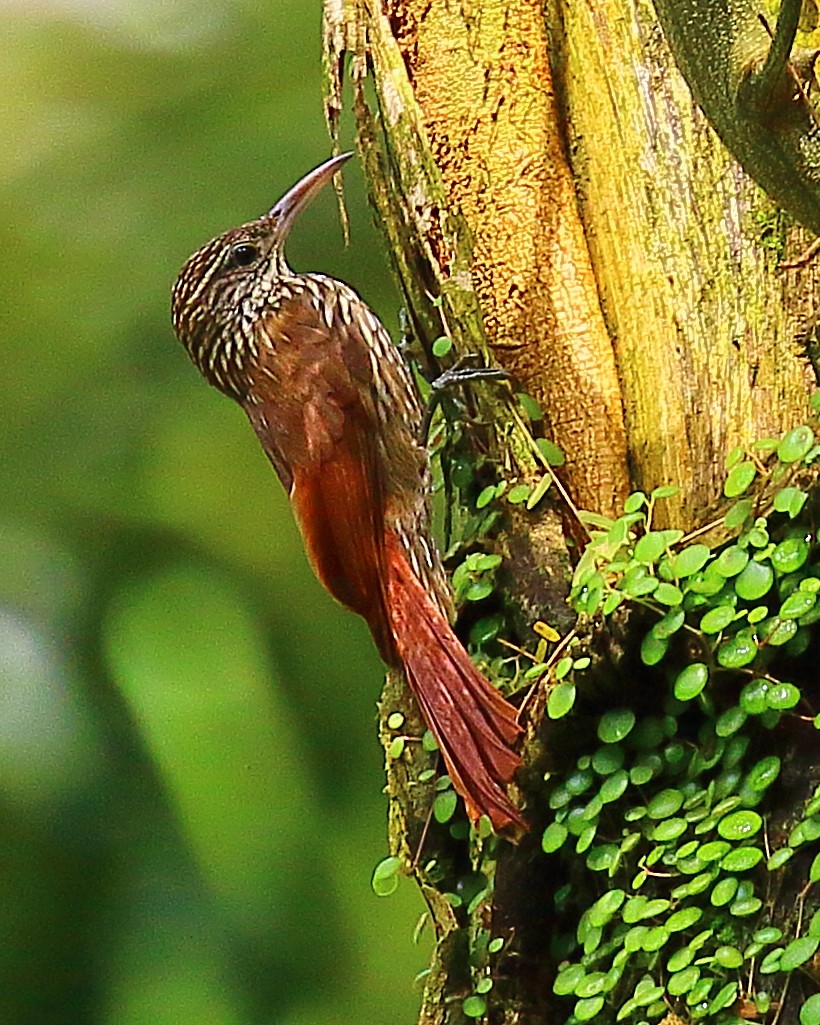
[324, 1, 820, 1023]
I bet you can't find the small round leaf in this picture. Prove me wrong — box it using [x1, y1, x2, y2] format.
[718, 810, 763, 840]
[801, 994, 820, 1025]
[674, 662, 709, 700]
[598, 709, 636, 743]
[542, 821, 569, 854]
[734, 559, 774, 601]
[777, 424, 815, 463]
[781, 936, 819, 972]
[716, 630, 758, 669]
[724, 461, 757, 497]
[548, 681, 576, 720]
[371, 856, 402, 896]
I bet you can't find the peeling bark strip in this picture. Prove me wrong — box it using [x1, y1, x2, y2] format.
[325, 0, 630, 517]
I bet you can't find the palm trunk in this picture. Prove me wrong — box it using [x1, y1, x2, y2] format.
[324, 2, 820, 1022]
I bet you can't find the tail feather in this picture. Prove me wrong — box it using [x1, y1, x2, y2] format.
[386, 534, 525, 837]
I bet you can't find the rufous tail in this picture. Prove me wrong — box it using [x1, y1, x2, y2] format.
[385, 533, 525, 837]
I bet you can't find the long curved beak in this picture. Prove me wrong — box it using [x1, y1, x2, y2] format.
[266, 152, 353, 239]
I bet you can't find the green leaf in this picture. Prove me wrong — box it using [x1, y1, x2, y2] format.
[640, 632, 668, 666]
[652, 484, 680, 500]
[708, 981, 738, 1014]
[767, 847, 794, 870]
[647, 789, 684, 819]
[651, 817, 687, 841]
[764, 617, 798, 646]
[372, 856, 402, 896]
[641, 926, 670, 951]
[431, 335, 452, 357]
[802, 994, 820, 1025]
[653, 608, 685, 638]
[710, 876, 739, 906]
[674, 662, 709, 701]
[655, 582, 683, 605]
[778, 424, 815, 463]
[760, 948, 784, 974]
[715, 705, 747, 737]
[740, 678, 770, 715]
[725, 445, 745, 469]
[621, 569, 659, 598]
[422, 729, 439, 751]
[666, 907, 703, 931]
[576, 972, 606, 998]
[688, 563, 728, 595]
[667, 543, 710, 577]
[462, 995, 487, 1018]
[624, 491, 647, 513]
[724, 460, 757, 497]
[602, 591, 624, 615]
[725, 499, 754, 533]
[734, 559, 774, 600]
[716, 545, 749, 577]
[622, 897, 649, 924]
[713, 945, 743, 968]
[730, 895, 763, 916]
[718, 809, 763, 840]
[667, 966, 700, 996]
[598, 709, 636, 743]
[517, 391, 543, 421]
[780, 487, 809, 518]
[589, 889, 626, 926]
[535, 437, 565, 466]
[586, 844, 619, 872]
[466, 579, 493, 601]
[781, 936, 819, 971]
[699, 604, 735, 633]
[476, 485, 497, 510]
[745, 755, 781, 793]
[811, 851, 820, 883]
[668, 948, 695, 973]
[592, 744, 625, 775]
[780, 590, 817, 619]
[720, 847, 763, 872]
[698, 840, 731, 862]
[766, 681, 800, 710]
[526, 475, 552, 510]
[574, 995, 605, 1021]
[771, 535, 810, 572]
[634, 531, 671, 563]
[548, 681, 576, 719]
[716, 630, 758, 669]
[599, 769, 629, 804]
[506, 483, 531, 505]
[541, 821, 569, 853]
[553, 963, 585, 995]
[554, 656, 573, 680]
[433, 790, 457, 823]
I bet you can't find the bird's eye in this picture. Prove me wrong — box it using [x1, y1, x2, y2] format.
[229, 242, 260, 267]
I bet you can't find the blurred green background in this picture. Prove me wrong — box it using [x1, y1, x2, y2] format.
[0, 2, 430, 1022]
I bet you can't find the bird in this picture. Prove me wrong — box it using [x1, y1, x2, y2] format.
[171, 153, 525, 836]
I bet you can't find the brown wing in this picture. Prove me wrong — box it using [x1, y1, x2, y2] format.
[243, 294, 397, 664]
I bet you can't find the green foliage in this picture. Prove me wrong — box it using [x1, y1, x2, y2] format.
[543, 410, 820, 1025]
[0, 5, 433, 1022]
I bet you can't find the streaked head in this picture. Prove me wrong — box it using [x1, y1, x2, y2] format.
[171, 153, 352, 399]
